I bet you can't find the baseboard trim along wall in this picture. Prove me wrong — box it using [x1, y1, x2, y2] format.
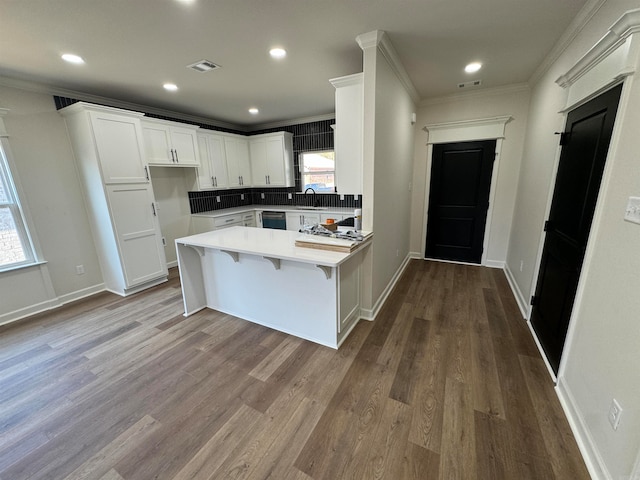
[503, 264, 529, 319]
[0, 283, 105, 328]
[360, 253, 413, 321]
[556, 376, 611, 480]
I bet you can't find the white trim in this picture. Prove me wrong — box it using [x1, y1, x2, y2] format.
[483, 260, 505, 269]
[556, 377, 611, 480]
[166, 260, 178, 269]
[0, 282, 106, 327]
[249, 112, 335, 132]
[359, 253, 412, 321]
[529, 0, 608, 85]
[423, 115, 512, 144]
[503, 263, 529, 319]
[356, 30, 421, 103]
[632, 449, 640, 480]
[526, 319, 558, 382]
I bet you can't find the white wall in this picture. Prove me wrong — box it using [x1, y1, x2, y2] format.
[506, 2, 640, 478]
[360, 33, 416, 313]
[0, 86, 103, 323]
[148, 166, 194, 266]
[410, 86, 530, 265]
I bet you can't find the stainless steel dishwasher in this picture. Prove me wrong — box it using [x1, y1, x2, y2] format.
[261, 211, 287, 230]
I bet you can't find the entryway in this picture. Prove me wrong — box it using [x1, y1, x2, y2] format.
[425, 140, 496, 263]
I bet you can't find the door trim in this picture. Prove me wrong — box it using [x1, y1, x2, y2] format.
[422, 116, 511, 266]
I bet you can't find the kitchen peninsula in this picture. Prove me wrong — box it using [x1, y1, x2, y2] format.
[176, 226, 373, 348]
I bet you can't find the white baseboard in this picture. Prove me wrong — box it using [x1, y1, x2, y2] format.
[0, 282, 105, 328]
[167, 260, 178, 269]
[556, 376, 611, 480]
[360, 253, 412, 321]
[503, 263, 530, 319]
[483, 259, 505, 269]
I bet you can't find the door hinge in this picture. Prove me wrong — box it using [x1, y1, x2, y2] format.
[555, 131, 570, 145]
[531, 295, 538, 306]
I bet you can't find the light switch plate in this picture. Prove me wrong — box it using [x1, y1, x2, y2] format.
[624, 196, 640, 224]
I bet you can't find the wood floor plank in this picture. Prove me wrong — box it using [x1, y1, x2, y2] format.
[0, 262, 590, 480]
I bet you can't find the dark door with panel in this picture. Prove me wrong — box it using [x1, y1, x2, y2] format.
[531, 84, 622, 375]
[425, 140, 496, 263]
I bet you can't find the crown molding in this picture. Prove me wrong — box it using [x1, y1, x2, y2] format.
[248, 112, 335, 132]
[556, 8, 640, 88]
[529, 0, 608, 85]
[420, 83, 530, 107]
[356, 30, 420, 104]
[423, 115, 512, 145]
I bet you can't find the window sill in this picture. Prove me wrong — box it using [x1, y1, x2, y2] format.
[0, 260, 47, 274]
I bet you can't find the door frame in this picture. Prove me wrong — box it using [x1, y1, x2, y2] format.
[422, 116, 511, 267]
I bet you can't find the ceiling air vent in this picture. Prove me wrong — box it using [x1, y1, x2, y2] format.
[187, 60, 221, 72]
[457, 79, 482, 89]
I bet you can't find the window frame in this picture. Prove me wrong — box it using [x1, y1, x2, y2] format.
[0, 136, 37, 272]
[299, 149, 336, 194]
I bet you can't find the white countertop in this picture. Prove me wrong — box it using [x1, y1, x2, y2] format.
[176, 226, 372, 267]
[192, 205, 356, 218]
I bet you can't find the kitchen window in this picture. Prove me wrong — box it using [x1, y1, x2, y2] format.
[300, 150, 335, 193]
[0, 141, 36, 271]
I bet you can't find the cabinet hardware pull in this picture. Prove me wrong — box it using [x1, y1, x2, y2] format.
[170, 149, 175, 162]
[152, 203, 156, 216]
[238, 176, 241, 185]
[175, 150, 179, 162]
[267, 175, 270, 184]
[211, 176, 215, 186]
[144, 166, 149, 181]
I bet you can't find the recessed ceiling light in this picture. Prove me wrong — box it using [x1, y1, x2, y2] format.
[269, 48, 287, 59]
[163, 83, 178, 91]
[249, 108, 259, 115]
[465, 62, 482, 73]
[61, 53, 85, 64]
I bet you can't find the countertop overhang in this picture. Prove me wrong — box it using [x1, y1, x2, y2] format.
[176, 226, 372, 267]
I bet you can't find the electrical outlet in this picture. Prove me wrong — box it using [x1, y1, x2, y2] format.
[624, 196, 640, 224]
[241, 194, 244, 201]
[216, 196, 221, 203]
[261, 193, 265, 199]
[288, 193, 292, 200]
[608, 398, 623, 430]
[340, 194, 345, 201]
[75, 265, 85, 275]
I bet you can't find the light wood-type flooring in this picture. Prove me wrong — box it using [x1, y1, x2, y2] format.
[0, 260, 590, 479]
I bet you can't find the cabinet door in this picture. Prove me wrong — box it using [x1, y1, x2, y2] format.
[106, 184, 167, 288]
[170, 126, 200, 166]
[286, 212, 302, 231]
[302, 213, 320, 226]
[141, 123, 173, 165]
[226, 136, 251, 187]
[265, 136, 286, 185]
[90, 112, 149, 183]
[209, 135, 229, 188]
[196, 135, 214, 189]
[249, 138, 269, 186]
[333, 74, 363, 194]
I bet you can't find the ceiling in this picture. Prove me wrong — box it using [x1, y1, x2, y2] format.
[0, 0, 589, 128]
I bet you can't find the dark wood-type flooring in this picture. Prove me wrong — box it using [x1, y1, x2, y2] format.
[0, 260, 590, 479]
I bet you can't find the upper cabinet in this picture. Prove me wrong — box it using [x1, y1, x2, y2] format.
[330, 73, 363, 195]
[141, 119, 200, 166]
[249, 132, 294, 187]
[197, 132, 229, 189]
[224, 135, 252, 187]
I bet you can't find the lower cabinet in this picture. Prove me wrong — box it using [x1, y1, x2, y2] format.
[191, 212, 255, 234]
[106, 185, 167, 288]
[286, 212, 321, 231]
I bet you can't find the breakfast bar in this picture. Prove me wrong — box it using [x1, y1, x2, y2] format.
[175, 226, 373, 348]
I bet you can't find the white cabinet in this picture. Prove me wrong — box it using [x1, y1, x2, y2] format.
[330, 73, 363, 195]
[224, 136, 251, 187]
[249, 132, 294, 187]
[60, 102, 167, 296]
[191, 211, 255, 234]
[196, 133, 229, 189]
[286, 212, 320, 231]
[141, 119, 200, 166]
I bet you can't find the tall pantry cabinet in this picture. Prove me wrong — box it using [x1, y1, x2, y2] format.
[60, 102, 168, 296]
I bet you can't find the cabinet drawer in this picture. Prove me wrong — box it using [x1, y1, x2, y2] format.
[214, 214, 241, 227]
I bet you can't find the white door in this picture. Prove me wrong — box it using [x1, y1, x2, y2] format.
[106, 184, 167, 287]
[91, 112, 149, 183]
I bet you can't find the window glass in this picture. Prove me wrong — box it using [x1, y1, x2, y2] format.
[300, 150, 335, 193]
[0, 143, 35, 270]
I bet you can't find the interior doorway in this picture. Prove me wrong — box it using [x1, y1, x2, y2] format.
[425, 140, 496, 263]
[530, 83, 622, 374]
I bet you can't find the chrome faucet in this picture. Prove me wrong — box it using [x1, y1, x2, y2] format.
[304, 187, 318, 207]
